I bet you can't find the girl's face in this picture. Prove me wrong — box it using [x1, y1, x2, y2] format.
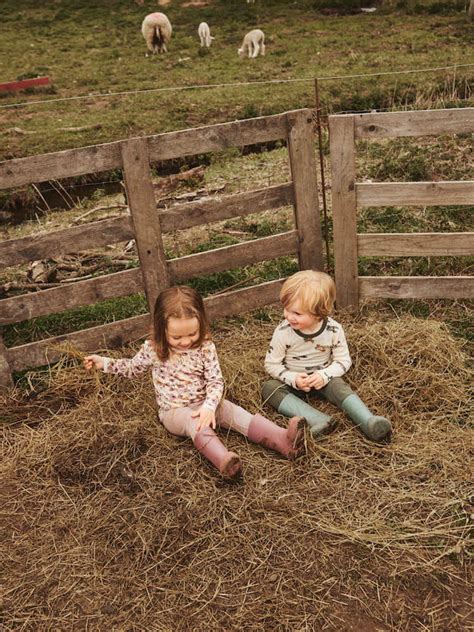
[284, 298, 321, 333]
[166, 316, 201, 352]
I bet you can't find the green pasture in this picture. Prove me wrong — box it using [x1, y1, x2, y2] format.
[0, 0, 472, 157]
[0, 0, 473, 365]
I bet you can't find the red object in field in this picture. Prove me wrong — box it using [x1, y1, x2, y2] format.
[0, 76, 51, 93]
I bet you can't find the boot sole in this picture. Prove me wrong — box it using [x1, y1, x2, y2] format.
[287, 417, 305, 460]
[221, 452, 242, 478]
[310, 418, 336, 439]
[366, 417, 392, 442]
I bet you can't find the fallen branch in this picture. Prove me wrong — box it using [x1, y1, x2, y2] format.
[58, 124, 103, 133]
[153, 166, 205, 195]
[210, 275, 259, 296]
[2, 281, 62, 292]
[71, 204, 128, 225]
[1, 127, 37, 135]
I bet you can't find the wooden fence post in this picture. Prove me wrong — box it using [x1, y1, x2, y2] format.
[0, 331, 14, 390]
[287, 109, 324, 271]
[328, 115, 358, 307]
[121, 138, 170, 312]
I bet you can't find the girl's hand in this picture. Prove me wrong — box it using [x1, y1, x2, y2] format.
[295, 373, 311, 392]
[304, 372, 325, 390]
[84, 354, 104, 371]
[191, 407, 216, 431]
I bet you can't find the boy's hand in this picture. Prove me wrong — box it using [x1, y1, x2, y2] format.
[84, 355, 104, 371]
[191, 407, 216, 431]
[295, 373, 311, 392]
[304, 372, 325, 390]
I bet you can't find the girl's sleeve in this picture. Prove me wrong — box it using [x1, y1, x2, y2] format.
[264, 326, 299, 388]
[319, 326, 352, 386]
[201, 342, 224, 412]
[102, 341, 155, 378]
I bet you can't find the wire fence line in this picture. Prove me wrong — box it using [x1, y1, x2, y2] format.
[1, 62, 473, 110]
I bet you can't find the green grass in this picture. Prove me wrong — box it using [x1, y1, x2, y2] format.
[1, 0, 473, 364]
[0, 0, 472, 159]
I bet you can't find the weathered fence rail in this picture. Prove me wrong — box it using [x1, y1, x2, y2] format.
[0, 109, 323, 387]
[329, 107, 474, 307]
[1, 106, 473, 388]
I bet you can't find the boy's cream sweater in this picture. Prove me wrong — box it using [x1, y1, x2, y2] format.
[264, 317, 352, 389]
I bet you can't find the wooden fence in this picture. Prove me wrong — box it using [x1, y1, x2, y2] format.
[329, 107, 474, 307]
[0, 108, 323, 388]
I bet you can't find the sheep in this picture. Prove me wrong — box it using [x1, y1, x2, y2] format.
[198, 22, 214, 47]
[141, 12, 172, 54]
[238, 29, 265, 58]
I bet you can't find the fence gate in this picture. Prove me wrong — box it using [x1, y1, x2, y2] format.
[0, 108, 323, 388]
[329, 107, 474, 307]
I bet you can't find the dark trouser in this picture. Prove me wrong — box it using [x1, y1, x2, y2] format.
[262, 377, 392, 442]
[262, 377, 354, 412]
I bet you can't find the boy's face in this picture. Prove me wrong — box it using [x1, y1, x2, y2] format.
[283, 298, 321, 332]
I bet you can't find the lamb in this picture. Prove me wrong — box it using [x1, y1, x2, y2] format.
[141, 12, 172, 54]
[238, 29, 265, 58]
[198, 22, 214, 47]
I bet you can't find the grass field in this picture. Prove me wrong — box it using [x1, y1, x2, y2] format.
[0, 0, 472, 158]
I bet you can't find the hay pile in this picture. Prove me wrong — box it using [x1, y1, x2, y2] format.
[1, 311, 472, 630]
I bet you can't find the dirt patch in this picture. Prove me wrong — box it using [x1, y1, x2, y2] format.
[1, 312, 472, 629]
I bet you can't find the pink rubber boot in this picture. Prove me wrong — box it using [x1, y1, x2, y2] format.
[193, 427, 242, 478]
[247, 414, 305, 460]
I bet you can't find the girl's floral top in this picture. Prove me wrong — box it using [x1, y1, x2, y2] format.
[101, 340, 224, 413]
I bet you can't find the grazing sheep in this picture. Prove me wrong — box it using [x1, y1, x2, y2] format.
[198, 22, 214, 47]
[238, 29, 265, 58]
[141, 12, 172, 54]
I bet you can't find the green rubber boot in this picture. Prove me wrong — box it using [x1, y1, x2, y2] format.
[341, 394, 392, 441]
[278, 393, 333, 439]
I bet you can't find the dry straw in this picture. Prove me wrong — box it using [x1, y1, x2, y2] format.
[1, 309, 472, 630]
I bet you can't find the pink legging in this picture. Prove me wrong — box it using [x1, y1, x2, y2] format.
[159, 399, 253, 440]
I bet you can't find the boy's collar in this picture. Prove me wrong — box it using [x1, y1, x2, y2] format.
[290, 318, 328, 339]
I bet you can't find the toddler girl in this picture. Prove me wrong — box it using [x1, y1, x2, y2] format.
[262, 270, 392, 442]
[84, 286, 304, 478]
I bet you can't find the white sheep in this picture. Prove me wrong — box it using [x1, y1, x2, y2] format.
[141, 12, 172, 54]
[198, 22, 214, 47]
[238, 29, 265, 58]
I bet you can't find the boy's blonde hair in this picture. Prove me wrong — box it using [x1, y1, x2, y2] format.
[280, 270, 336, 319]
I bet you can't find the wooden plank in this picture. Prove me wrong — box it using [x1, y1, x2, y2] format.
[352, 107, 474, 139]
[159, 183, 294, 233]
[6, 314, 151, 372]
[329, 115, 358, 307]
[0, 331, 14, 390]
[6, 278, 285, 372]
[287, 110, 324, 270]
[169, 231, 299, 282]
[147, 111, 290, 163]
[358, 232, 474, 257]
[359, 276, 474, 300]
[357, 181, 474, 207]
[0, 76, 50, 92]
[0, 111, 291, 190]
[121, 138, 170, 311]
[0, 232, 297, 326]
[0, 216, 134, 269]
[0, 184, 293, 269]
[0, 268, 144, 326]
[0, 142, 122, 190]
[205, 278, 284, 321]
